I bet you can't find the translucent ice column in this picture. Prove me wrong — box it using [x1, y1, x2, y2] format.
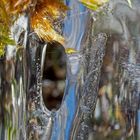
[0, 15, 28, 140]
[26, 0, 107, 140]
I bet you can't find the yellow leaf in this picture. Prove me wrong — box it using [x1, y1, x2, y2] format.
[127, 0, 132, 8]
[79, 0, 109, 11]
[65, 48, 77, 54]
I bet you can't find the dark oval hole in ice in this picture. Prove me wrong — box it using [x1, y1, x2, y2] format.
[42, 42, 66, 111]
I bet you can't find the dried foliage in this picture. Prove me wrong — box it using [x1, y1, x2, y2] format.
[31, 0, 68, 44]
[0, 0, 15, 56]
[0, 0, 68, 56]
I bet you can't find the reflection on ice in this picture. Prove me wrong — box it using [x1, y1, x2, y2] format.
[0, 0, 140, 140]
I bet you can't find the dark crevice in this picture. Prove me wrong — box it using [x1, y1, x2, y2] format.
[42, 42, 66, 111]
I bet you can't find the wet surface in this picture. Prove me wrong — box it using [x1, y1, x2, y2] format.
[0, 0, 140, 140]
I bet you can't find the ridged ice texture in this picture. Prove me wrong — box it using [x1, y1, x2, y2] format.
[91, 0, 140, 139]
